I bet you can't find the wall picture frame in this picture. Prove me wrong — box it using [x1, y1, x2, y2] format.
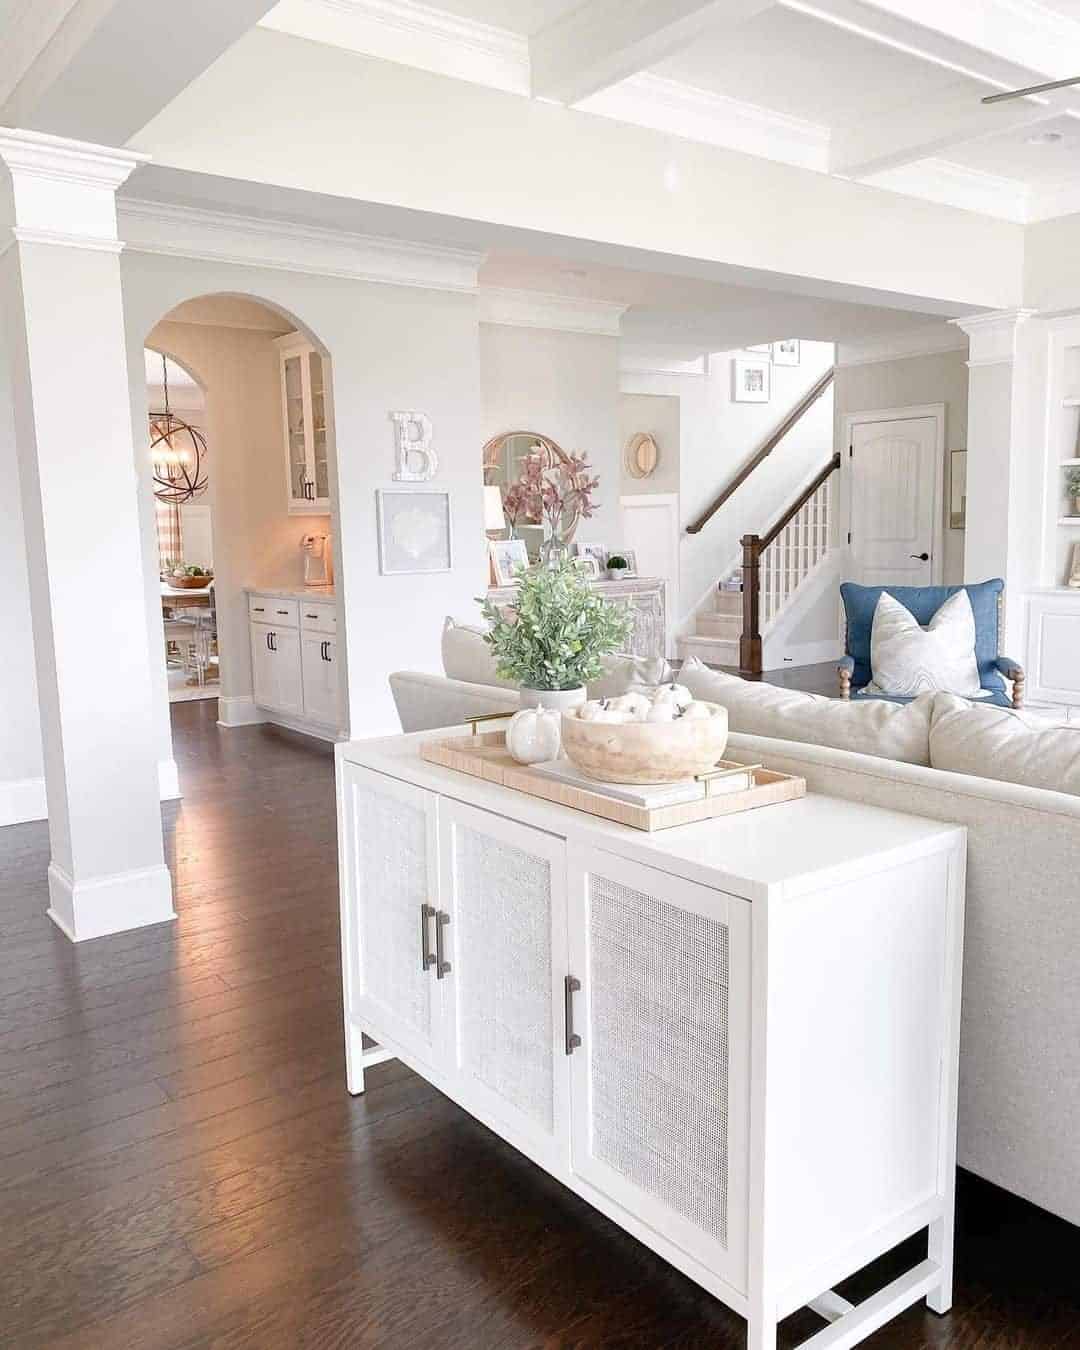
[377, 489, 453, 575]
[733, 357, 771, 403]
[574, 555, 602, 580]
[772, 339, 800, 366]
[489, 537, 529, 586]
[573, 541, 607, 570]
[949, 449, 967, 530]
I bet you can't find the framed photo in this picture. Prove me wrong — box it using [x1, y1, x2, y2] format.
[949, 449, 967, 530]
[772, 339, 800, 366]
[611, 549, 638, 576]
[745, 344, 771, 354]
[733, 357, 771, 403]
[489, 537, 529, 586]
[573, 541, 607, 569]
[377, 489, 453, 575]
[574, 555, 602, 580]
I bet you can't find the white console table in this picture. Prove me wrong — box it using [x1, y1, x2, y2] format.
[488, 576, 667, 661]
[335, 728, 966, 1350]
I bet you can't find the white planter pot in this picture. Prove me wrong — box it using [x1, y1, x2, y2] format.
[519, 686, 587, 712]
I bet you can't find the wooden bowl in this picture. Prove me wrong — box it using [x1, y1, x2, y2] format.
[561, 702, 729, 784]
[168, 575, 213, 589]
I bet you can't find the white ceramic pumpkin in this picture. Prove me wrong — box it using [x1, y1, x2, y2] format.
[506, 706, 563, 764]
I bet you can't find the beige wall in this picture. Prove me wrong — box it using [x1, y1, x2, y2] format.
[618, 392, 680, 498]
[834, 349, 969, 586]
[146, 317, 330, 706]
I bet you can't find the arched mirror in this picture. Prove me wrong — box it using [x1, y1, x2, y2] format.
[482, 430, 582, 563]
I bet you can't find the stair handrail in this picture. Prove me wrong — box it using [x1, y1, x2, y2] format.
[685, 365, 835, 536]
[739, 451, 841, 676]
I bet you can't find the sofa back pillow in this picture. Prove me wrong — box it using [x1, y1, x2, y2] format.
[441, 617, 516, 689]
[930, 692, 1080, 795]
[679, 656, 932, 765]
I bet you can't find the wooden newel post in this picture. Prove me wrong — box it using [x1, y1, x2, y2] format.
[739, 534, 763, 676]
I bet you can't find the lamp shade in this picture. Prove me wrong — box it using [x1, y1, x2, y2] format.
[484, 484, 506, 532]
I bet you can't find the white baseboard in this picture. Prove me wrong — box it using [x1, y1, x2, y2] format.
[47, 860, 176, 942]
[158, 758, 181, 802]
[217, 695, 266, 728]
[762, 638, 844, 669]
[0, 776, 47, 827]
[262, 710, 342, 744]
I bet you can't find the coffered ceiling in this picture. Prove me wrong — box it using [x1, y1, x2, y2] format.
[261, 0, 1080, 223]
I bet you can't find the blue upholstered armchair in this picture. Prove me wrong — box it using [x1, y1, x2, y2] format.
[837, 579, 1025, 709]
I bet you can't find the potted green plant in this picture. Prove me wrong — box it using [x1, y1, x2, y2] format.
[479, 557, 632, 710]
[605, 553, 629, 581]
[1066, 466, 1080, 516]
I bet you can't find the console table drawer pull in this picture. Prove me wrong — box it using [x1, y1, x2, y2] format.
[565, 975, 582, 1055]
[420, 903, 437, 973]
[435, 910, 452, 980]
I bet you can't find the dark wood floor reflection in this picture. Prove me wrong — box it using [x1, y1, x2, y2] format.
[1, 700, 1076, 1348]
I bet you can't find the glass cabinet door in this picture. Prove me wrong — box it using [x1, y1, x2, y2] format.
[283, 354, 309, 503]
[309, 351, 330, 503]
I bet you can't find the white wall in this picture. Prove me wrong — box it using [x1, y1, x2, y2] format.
[122, 251, 485, 741]
[621, 343, 837, 633]
[479, 323, 621, 552]
[619, 392, 680, 498]
[834, 349, 970, 587]
[0, 312, 45, 825]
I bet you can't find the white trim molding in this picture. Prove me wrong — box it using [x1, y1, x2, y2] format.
[837, 324, 969, 369]
[0, 776, 48, 827]
[47, 861, 176, 943]
[952, 308, 1039, 367]
[619, 347, 708, 378]
[118, 199, 486, 293]
[478, 287, 627, 336]
[158, 758, 181, 802]
[217, 695, 268, 728]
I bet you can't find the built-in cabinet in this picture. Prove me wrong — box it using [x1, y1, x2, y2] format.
[275, 333, 331, 515]
[248, 589, 340, 736]
[337, 740, 966, 1350]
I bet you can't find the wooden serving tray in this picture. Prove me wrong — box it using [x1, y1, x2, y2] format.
[421, 724, 805, 832]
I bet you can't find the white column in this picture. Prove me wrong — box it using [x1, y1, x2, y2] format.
[952, 308, 1043, 657]
[0, 128, 175, 941]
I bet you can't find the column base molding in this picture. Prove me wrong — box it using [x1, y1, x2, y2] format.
[217, 695, 267, 728]
[47, 861, 176, 942]
[158, 758, 181, 801]
[0, 776, 48, 827]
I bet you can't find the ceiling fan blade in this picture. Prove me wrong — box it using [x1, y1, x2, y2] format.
[982, 75, 1080, 104]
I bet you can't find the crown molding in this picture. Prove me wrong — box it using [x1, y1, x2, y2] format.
[0, 128, 148, 191]
[952, 308, 1039, 366]
[619, 348, 709, 378]
[865, 157, 1029, 225]
[117, 198, 485, 292]
[836, 323, 969, 369]
[479, 287, 627, 337]
[260, 0, 529, 93]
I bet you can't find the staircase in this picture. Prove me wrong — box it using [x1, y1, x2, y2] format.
[679, 365, 839, 674]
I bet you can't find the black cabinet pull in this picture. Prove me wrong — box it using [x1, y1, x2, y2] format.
[564, 975, 582, 1055]
[276, 609, 289, 616]
[435, 911, 452, 980]
[420, 903, 437, 972]
[265, 632, 271, 651]
[269, 632, 277, 652]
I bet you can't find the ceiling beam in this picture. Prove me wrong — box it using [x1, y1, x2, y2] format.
[529, 0, 776, 106]
[1, 0, 279, 145]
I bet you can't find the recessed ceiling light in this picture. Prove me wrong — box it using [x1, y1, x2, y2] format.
[1026, 130, 1066, 145]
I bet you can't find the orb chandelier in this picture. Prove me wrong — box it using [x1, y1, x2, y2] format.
[150, 354, 207, 505]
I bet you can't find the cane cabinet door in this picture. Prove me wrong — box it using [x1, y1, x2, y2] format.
[438, 799, 570, 1170]
[339, 764, 442, 1069]
[565, 844, 751, 1294]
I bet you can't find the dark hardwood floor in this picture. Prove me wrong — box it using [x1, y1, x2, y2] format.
[1, 700, 1077, 1348]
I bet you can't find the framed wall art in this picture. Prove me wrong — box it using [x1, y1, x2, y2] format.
[377, 489, 453, 574]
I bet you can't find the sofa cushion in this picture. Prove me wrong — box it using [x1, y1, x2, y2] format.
[929, 693, 1080, 796]
[867, 590, 983, 698]
[679, 657, 933, 765]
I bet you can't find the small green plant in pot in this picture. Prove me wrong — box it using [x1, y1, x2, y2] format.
[605, 553, 629, 581]
[479, 557, 632, 710]
[1066, 466, 1080, 515]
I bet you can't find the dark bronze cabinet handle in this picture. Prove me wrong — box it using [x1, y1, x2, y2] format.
[564, 975, 582, 1055]
[420, 903, 437, 972]
[435, 910, 452, 980]
[909, 552, 930, 561]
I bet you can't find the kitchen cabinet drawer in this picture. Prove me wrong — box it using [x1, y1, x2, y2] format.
[300, 601, 337, 636]
[249, 595, 299, 628]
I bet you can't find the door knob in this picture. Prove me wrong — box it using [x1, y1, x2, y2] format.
[909, 552, 930, 561]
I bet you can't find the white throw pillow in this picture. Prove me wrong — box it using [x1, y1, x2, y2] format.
[679, 657, 933, 765]
[441, 617, 516, 689]
[867, 590, 983, 698]
[929, 693, 1080, 795]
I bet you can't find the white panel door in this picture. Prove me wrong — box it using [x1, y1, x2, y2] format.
[301, 633, 339, 726]
[566, 845, 751, 1295]
[250, 624, 303, 715]
[438, 799, 569, 1169]
[339, 764, 442, 1069]
[848, 415, 940, 587]
[620, 494, 678, 657]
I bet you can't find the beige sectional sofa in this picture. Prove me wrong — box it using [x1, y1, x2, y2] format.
[389, 642, 1080, 1229]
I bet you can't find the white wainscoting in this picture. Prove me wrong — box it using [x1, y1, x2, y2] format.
[1024, 590, 1080, 708]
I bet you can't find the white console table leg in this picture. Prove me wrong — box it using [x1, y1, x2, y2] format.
[926, 1212, 954, 1315]
[344, 1022, 396, 1095]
